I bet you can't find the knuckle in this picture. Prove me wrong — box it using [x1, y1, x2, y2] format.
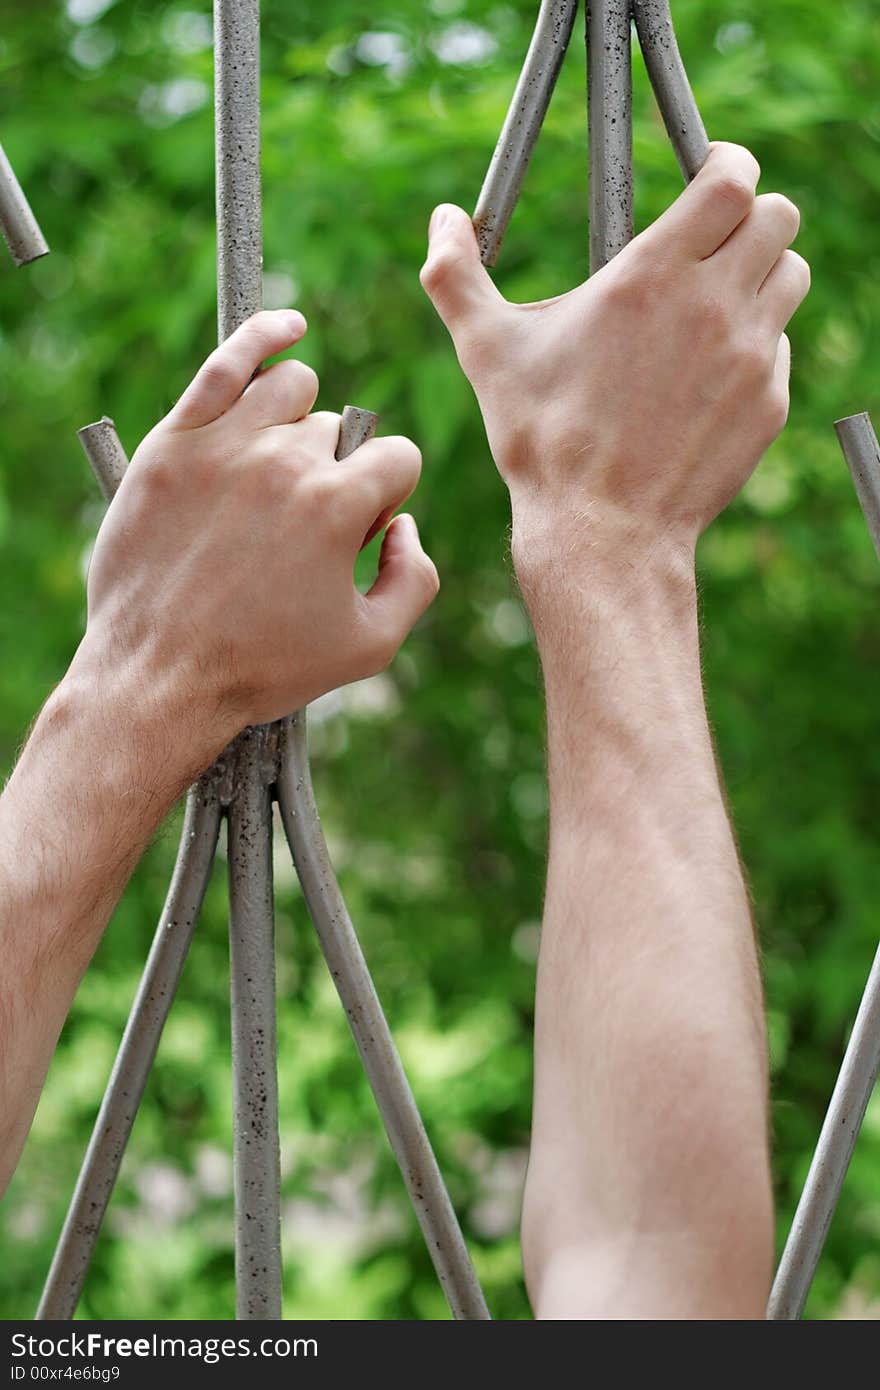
[735, 332, 772, 380]
[786, 249, 811, 293]
[419, 246, 458, 295]
[712, 173, 756, 216]
[302, 469, 339, 516]
[604, 253, 668, 314]
[199, 352, 238, 398]
[285, 359, 319, 394]
[762, 192, 800, 237]
[386, 434, 422, 481]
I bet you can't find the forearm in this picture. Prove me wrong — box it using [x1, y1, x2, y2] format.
[0, 638, 219, 1193]
[517, 517, 772, 1318]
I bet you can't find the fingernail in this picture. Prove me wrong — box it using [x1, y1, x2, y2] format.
[283, 309, 307, 335]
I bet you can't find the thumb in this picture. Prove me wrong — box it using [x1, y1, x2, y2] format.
[419, 204, 507, 344]
[363, 514, 439, 658]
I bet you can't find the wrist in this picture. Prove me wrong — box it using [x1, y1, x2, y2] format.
[62, 627, 233, 802]
[509, 498, 697, 631]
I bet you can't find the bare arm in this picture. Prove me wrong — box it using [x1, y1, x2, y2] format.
[0, 309, 438, 1194]
[421, 143, 809, 1317]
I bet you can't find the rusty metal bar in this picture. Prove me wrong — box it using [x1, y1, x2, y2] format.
[0, 140, 48, 265]
[632, 0, 709, 181]
[36, 781, 223, 1318]
[473, 0, 579, 267]
[767, 413, 880, 1319]
[586, 0, 633, 272]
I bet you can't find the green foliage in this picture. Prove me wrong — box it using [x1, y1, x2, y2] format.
[1, 0, 879, 1320]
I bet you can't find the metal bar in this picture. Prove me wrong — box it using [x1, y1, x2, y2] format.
[276, 717, 490, 1320]
[632, 0, 709, 182]
[215, 0, 263, 342]
[227, 727, 282, 1319]
[215, 0, 283, 1321]
[836, 412, 880, 563]
[0, 140, 48, 266]
[767, 414, 880, 1319]
[767, 942, 880, 1319]
[586, 0, 634, 272]
[337, 404, 378, 457]
[37, 784, 223, 1318]
[473, 0, 579, 267]
[77, 417, 129, 502]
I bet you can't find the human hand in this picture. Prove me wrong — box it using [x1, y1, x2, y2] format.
[420, 143, 808, 583]
[79, 311, 438, 770]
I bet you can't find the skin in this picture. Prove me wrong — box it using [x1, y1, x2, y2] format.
[420, 142, 809, 1318]
[0, 309, 438, 1195]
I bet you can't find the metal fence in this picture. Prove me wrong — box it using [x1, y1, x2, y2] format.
[2, 0, 877, 1322]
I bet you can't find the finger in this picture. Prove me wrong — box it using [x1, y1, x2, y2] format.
[420, 203, 508, 347]
[339, 434, 422, 534]
[170, 309, 307, 429]
[238, 358, 319, 428]
[261, 409, 342, 457]
[758, 250, 811, 331]
[715, 194, 801, 290]
[769, 333, 791, 432]
[363, 514, 439, 656]
[644, 142, 760, 262]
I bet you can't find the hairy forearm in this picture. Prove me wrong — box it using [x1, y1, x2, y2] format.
[0, 639, 217, 1193]
[516, 517, 772, 1318]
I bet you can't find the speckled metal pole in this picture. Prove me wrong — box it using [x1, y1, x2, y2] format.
[37, 784, 223, 1319]
[768, 942, 880, 1319]
[632, 0, 709, 182]
[77, 417, 130, 502]
[214, 0, 283, 1321]
[215, 0, 262, 341]
[0, 141, 48, 266]
[227, 726, 282, 1320]
[277, 717, 491, 1320]
[836, 412, 880, 562]
[586, 0, 633, 273]
[766, 415, 880, 1320]
[473, 0, 579, 267]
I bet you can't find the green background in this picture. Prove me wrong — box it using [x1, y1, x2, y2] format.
[2, 0, 879, 1320]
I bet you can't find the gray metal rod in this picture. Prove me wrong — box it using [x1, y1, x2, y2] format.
[473, 0, 579, 267]
[632, 0, 709, 182]
[767, 942, 880, 1319]
[215, 0, 283, 1321]
[766, 413, 880, 1320]
[77, 417, 129, 503]
[836, 412, 880, 564]
[227, 727, 282, 1320]
[215, 0, 263, 343]
[276, 716, 490, 1320]
[586, 0, 634, 273]
[0, 140, 48, 266]
[36, 784, 223, 1318]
